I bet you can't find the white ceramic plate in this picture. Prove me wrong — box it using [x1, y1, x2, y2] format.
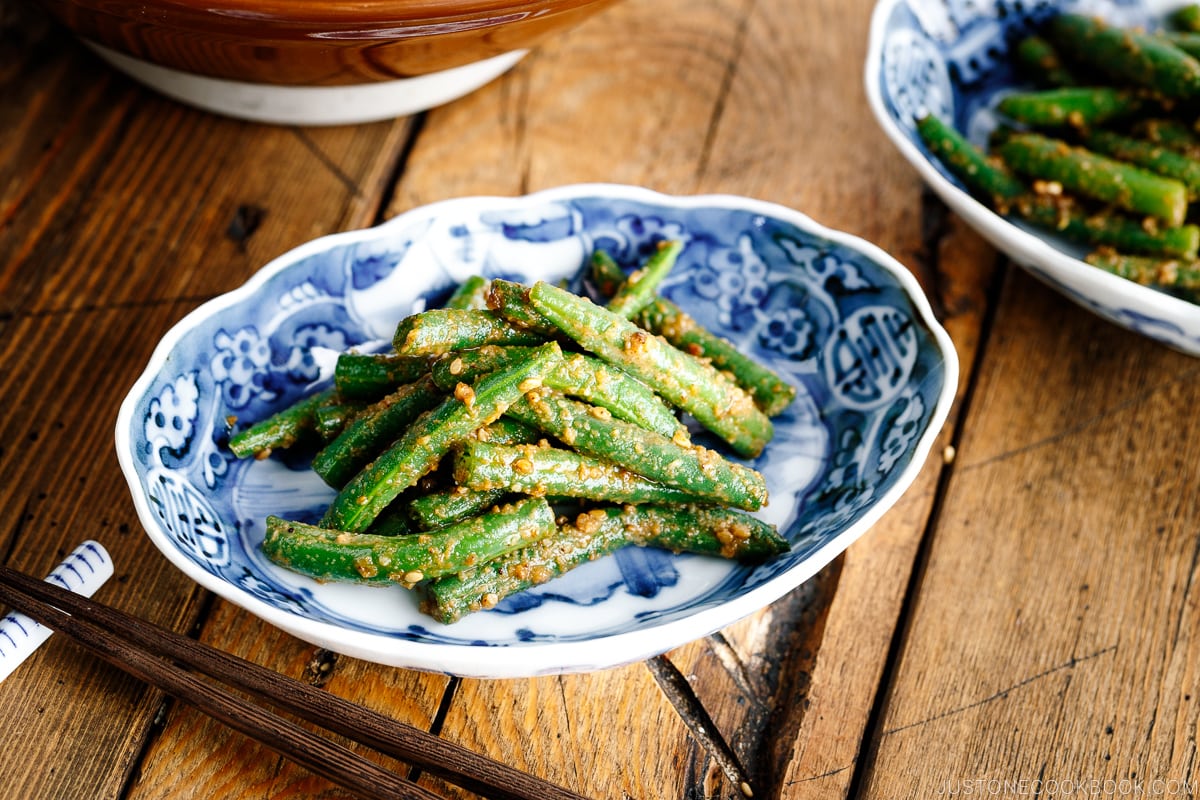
[866, 0, 1200, 356]
[116, 184, 957, 677]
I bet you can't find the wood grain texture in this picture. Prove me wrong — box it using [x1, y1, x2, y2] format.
[124, 597, 451, 800]
[857, 270, 1200, 797]
[381, 0, 979, 797]
[12, 0, 1194, 796]
[0, 9, 416, 799]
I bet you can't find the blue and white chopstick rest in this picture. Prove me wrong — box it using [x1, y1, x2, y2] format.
[0, 541, 114, 683]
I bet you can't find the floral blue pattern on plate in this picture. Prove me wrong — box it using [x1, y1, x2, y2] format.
[866, 0, 1200, 356]
[116, 184, 957, 677]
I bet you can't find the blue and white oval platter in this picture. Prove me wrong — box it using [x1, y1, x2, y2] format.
[116, 184, 957, 677]
[866, 0, 1200, 356]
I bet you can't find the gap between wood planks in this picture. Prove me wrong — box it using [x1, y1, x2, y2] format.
[644, 560, 844, 799]
[842, 188, 1008, 800]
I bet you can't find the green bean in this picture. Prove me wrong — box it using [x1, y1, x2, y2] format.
[506, 387, 768, 510]
[527, 281, 773, 458]
[995, 87, 1146, 129]
[1014, 34, 1077, 87]
[263, 496, 556, 586]
[408, 487, 511, 531]
[997, 132, 1189, 226]
[364, 502, 420, 537]
[432, 346, 684, 439]
[392, 309, 544, 356]
[1130, 117, 1200, 158]
[406, 419, 541, 529]
[1171, 3, 1200, 33]
[310, 375, 444, 489]
[334, 353, 431, 401]
[485, 279, 560, 336]
[587, 253, 797, 417]
[319, 342, 563, 532]
[588, 249, 627, 297]
[453, 441, 713, 505]
[314, 401, 359, 442]
[1084, 250, 1200, 290]
[1013, 194, 1200, 259]
[444, 275, 491, 310]
[423, 503, 787, 623]
[1081, 128, 1200, 197]
[606, 240, 684, 318]
[228, 387, 337, 459]
[1163, 31, 1200, 61]
[469, 417, 542, 446]
[636, 299, 797, 417]
[915, 114, 1026, 209]
[1046, 13, 1200, 100]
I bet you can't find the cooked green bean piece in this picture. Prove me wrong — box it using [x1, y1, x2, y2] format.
[1046, 13, 1200, 100]
[392, 309, 544, 356]
[1084, 250, 1200, 290]
[454, 441, 712, 505]
[1081, 128, 1200, 197]
[1130, 117, 1200, 158]
[444, 275, 491, 310]
[408, 487, 511, 531]
[314, 402, 358, 442]
[334, 353, 431, 401]
[606, 240, 684, 318]
[320, 342, 563, 532]
[263, 496, 556, 586]
[405, 419, 541, 529]
[1163, 30, 1200, 61]
[423, 503, 787, 623]
[1014, 34, 1077, 86]
[1171, 3, 1200, 32]
[527, 281, 773, 458]
[432, 346, 684, 439]
[1013, 194, 1200, 259]
[588, 251, 797, 417]
[506, 387, 768, 510]
[636, 299, 797, 417]
[228, 387, 337, 459]
[485, 279, 561, 336]
[470, 417, 542, 446]
[588, 249, 627, 297]
[916, 114, 1026, 209]
[364, 502, 420, 537]
[997, 132, 1189, 226]
[310, 375, 444, 489]
[995, 87, 1145, 129]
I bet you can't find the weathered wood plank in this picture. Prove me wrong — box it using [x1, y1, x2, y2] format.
[857, 270, 1200, 797]
[0, 16, 412, 320]
[124, 598, 451, 800]
[381, 0, 984, 797]
[0, 17, 418, 800]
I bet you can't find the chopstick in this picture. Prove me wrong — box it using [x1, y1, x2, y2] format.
[0, 564, 590, 800]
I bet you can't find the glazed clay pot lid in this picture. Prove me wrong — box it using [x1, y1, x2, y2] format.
[68, 0, 600, 30]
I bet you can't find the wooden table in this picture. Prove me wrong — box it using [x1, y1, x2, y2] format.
[4, 0, 1199, 797]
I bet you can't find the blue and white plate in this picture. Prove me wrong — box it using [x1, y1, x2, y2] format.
[866, 0, 1200, 356]
[115, 184, 957, 677]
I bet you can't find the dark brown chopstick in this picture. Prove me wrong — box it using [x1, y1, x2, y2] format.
[0, 564, 590, 800]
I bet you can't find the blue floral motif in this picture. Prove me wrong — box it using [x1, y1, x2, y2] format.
[759, 307, 816, 360]
[879, 391, 928, 475]
[776, 238, 871, 293]
[589, 213, 690, 266]
[283, 323, 349, 383]
[144, 372, 200, 463]
[211, 326, 275, 409]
